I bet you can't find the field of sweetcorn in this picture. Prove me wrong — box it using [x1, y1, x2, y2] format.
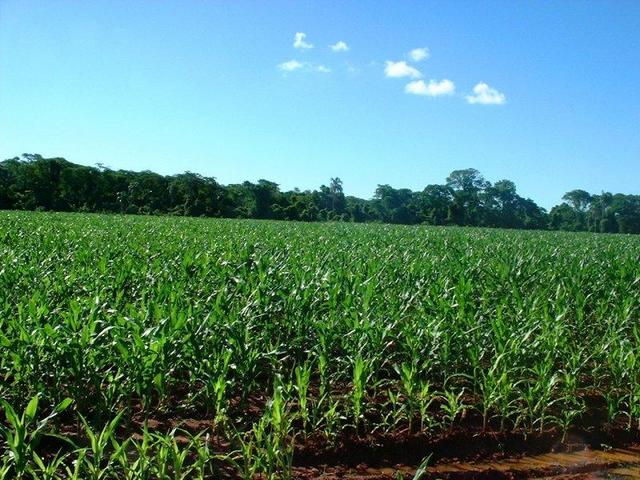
[1, 211, 640, 479]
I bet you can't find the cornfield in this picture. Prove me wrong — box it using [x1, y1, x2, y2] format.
[1, 211, 639, 479]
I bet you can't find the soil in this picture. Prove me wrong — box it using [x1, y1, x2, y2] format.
[113, 414, 640, 478]
[288, 427, 640, 479]
[31, 392, 640, 479]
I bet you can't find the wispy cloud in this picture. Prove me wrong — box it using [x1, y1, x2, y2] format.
[408, 47, 430, 62]
[277, 60, 332, 74]
[384, 60, 422, 79]
[466, 83, 506, 105]
[293, 32, 313, 50]
[405, 79, 455, 96]
[330, 40, 349, 52]
[278, 60, 305, 72]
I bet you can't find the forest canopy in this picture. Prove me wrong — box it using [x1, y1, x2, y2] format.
[1, 154, 639, 234]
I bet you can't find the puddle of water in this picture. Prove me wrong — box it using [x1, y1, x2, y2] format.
[431, 446, 640, 479]
[534, 466, 640, 479]
[309, 445, 640, 479]
[607, 467, 640, 478]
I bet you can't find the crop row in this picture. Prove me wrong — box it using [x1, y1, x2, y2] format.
[1, 211, 639, 478]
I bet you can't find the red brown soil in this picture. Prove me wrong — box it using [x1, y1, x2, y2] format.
[27, 392, 640, 479]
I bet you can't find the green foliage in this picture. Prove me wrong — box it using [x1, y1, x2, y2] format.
[0, 211, 639, 477]
[3, 153, 639, 233]
[0, 396, 72, 478]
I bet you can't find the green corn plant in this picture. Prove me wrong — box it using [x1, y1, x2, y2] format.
[78, 412, 123, 480]
[351, 355, 369, 432]
[478, 354, 521, 432]
[109, 424, 154, 480]
[109, 437, 136, 480]
[188, 432, 217, 480]
[604, 390, 623, 425]
[230, 380, 296, 480]
[627, 382, 640, 431]
[167, 433, 193, 480]
[210, 374, 229, 430]
[412, 453, 433, 480]
[440, 389, 467, 433]
[294, 362, 312, 435]
[383, 388, 404, 432]
[267, 379, 295, 478]
[1, 212, 640, 478]
[230, 426, 261, 480]
[318, 352, 329, 398]
[321, 396, 343, 446]
[0, 396, 72, 479]
[130, 422, 155, 480]
[396, 362, 418, 431]
[532, 366, 561, 433]
[63, 449, 87, 480]
[558, 406, 583, 443]
[150, 433, 172, 480]
[99, 370, 126, 418]
[0, 458, 13, 479]
[418, 381, 436, 432]
[148, 430, 194, 480]
[28, 451, 68, 480]
[206, 348, 232, 430]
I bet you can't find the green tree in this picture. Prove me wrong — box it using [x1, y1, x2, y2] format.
[446, 168, 490, 226]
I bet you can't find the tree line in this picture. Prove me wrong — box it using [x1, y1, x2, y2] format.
[1, 154, 639, 234]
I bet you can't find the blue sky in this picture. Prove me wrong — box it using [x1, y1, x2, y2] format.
[1, 1, 638, 209]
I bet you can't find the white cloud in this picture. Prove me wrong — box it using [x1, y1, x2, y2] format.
[384, 60, 422, 79]
[466, 82, 506, 105]
[405, 79, 455, 96]
[330, 40, 349, 52]
[293, 32, 313, 50]
[408, 47, 430, 62]
[278, 60, 305, 71]
[277, 60, 331, 74]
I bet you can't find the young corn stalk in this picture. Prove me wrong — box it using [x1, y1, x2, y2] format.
[268, 378, 295, 478]
[294, 362, 312, 438]
[212, 377, 230, 431]
[384, 389, 404, 433]
[78, 412, 123, 480]
[189, 432, 220, 480]
[397, 362, 418, 432]
[28, 451, 68, 480]
[351, 355, 369, 433]
[0, 396, 72, 480]
[440, 389, 468, 433]
[147, 429, 193, 480]
[418, 381, 436, 432]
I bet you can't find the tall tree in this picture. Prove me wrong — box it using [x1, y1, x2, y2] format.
[446, 168, 490, 226]
[3, 154, 638, 235]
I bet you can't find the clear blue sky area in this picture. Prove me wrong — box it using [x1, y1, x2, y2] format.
[1, 1, 638, 209]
